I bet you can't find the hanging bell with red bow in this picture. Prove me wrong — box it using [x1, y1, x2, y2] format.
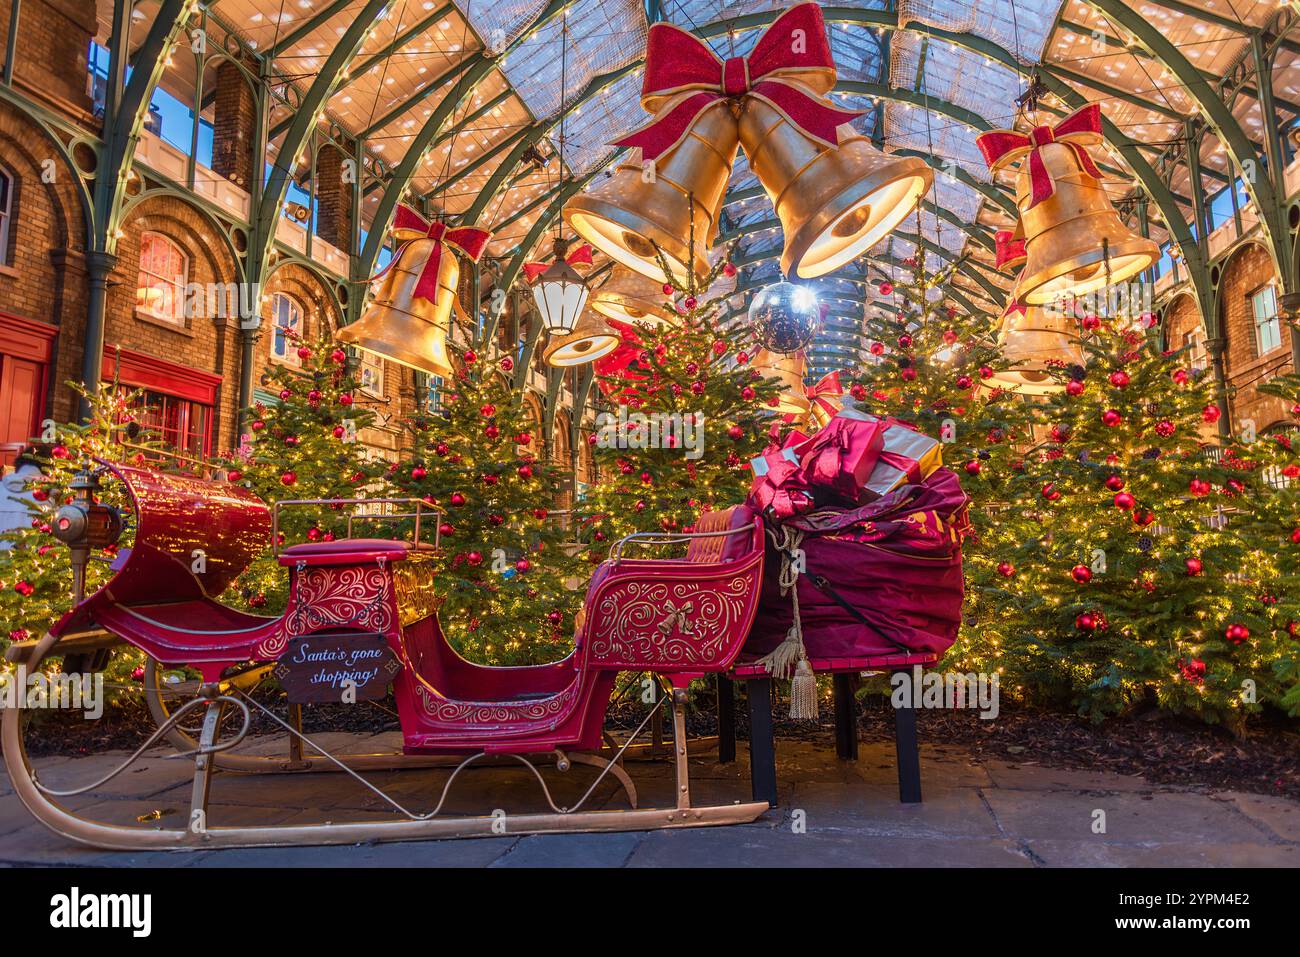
[543, 311, 621, 367]
[982, 230, 1084, 395]
[564, 95, 738, 283]
[338, 205, 490, 378]
[977, 104, 1157, 305]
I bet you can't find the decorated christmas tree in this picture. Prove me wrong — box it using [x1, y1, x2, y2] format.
[995, 310, 1287, 726]
[578, 247, 782, 555]
[222, 335, 387, 613]
[844, 251, 1042, 686]
[389, 347, 588, 666]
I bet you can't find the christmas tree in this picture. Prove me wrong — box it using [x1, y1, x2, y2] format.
[222, 335, 387, 613]
[578, 247, 782, 556]
[995, 310, 1285, 726]
[843, 251, 1043, 689]
[389, 347, 588, 666]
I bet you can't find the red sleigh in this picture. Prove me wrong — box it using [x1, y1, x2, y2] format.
[2, 462, 769, 850]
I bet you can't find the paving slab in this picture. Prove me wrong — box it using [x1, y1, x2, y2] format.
[787, 782, 1002, 839]
[192, 836, 516, 867]
[1023, 839, 1299, 868]
[1216, 791, 1300, 843]
[981, 789, 1272, 845]
[981, 760, 1151, 793]
[490, 831, 646, 867]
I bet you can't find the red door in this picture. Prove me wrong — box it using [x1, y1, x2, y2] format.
[0, 313, 55, 467]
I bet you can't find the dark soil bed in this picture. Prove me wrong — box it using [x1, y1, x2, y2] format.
[17, 684, 1300, 801]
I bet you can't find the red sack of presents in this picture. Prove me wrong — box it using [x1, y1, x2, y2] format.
[832, 408, 944, 500]
[798, 414, 887, 504]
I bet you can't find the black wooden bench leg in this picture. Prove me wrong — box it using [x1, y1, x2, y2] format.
[716, 673, 736, 764]
[833, 672, 858, 760]
[892, 669, 922, 803]
[745, 677, 778, 807]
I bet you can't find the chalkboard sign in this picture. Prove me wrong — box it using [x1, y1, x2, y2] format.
[272, 632, 401, 704]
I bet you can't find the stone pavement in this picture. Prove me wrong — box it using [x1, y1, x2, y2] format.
[1, 733, 1297, 867]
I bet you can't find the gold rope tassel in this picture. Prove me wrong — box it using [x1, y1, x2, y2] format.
[757, 526, 819, 720]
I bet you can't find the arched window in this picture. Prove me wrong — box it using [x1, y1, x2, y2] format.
[136, 232, 188, 325]
[0, 166, 12, 265]
[270, 293, 304, 364]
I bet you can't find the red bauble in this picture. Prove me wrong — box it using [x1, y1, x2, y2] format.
[1185, 557, 1203, 576]
[485, 425, 500, 439]
[515, 559, 531, 574]
[662, 283, 674, 295]
[996, 562, 1015, 578]
[1071, 564, 1092, 584]
[481, 473, 499, 486]
[869, 342, 884, 356]
[741, 386, 756, 400]
[1132, 509, 1155, 527]
[308, 389, 322, 402]
[898, 333, 913, 348]
[249, 593, 267, 608]
[297, 346, 312, 360]
[411, 466, 427, 480]
[13, 580, 33, 597]
[736, 351, 749, 364]
[547, 610, 563, 625]
[331, 348, 347, 364]
[279, 388, 292, 400]
[1290, 528, 1300, 543]
[1225, 623, 1249, 644]
[1155, 420, 1176, 437]
[1065, 380, 1085, 396]
[964, 460, 982, 476]
[463, 350, 477, 363]
[979, 365, 994, 379]
[712, 340, 726, 356]
[1108, 370, 1129, 388]
[1113, 491, 1136, 509]
[489, 513, 504, 526]
[31, 488, 48, 501]
[435, 442, 450, 456]
[1075, 612, 1097, 631]
[1101, 409, 1122, 427]
[515, 431, 532, 445]
[634, 500, 646, 512]
[226, 469, 242, 483]
[684, 296, 698, 310]
[532, 508, 548, 520]
[1202, 404, 1221, 423]
[467, 551, 483, 566]
[337, 393, 352, 407]
[1041, 482, 1061, 501]
[307, 527, 321, 541]
[280, 470, 297, 486]
[332, 425, 346, 438]
[1081, 314, 1101, 331]
[517, 465, 533, 479]
[727, 425, 744, 441]
[1189, 478, 1211, 497]
[879, 281, 894, 295]
[690, 380, 705, 395]
[499, 356, 514, 372]
[480, 404, 496, 417]
[900, 368, 917, 381]
[450, 492, 466, 507]
[955, 375, 972, 389]
[640, 471, 653, 484]
[1172, 368, 1189, 385]
[1104, 475, 1125, 491]
[438, 522, 454, 537]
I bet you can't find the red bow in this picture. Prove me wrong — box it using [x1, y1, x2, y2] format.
[613, 3, 861, 162]
[976, 104, 1104, 209]
[994, 230, 1027, 271]
[371, 204, 491, 304]
[523, 243, 594, 283]
[782, 370, 844, 429]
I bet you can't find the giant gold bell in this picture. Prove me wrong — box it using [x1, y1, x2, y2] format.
[543, 311, 621, 368]
[564, 97, 739, 283]
[590, 265, 676, 328]
[983, 301, 1085, 396]
[1014, 142, 1158, 305]
[751, 348, 810, 417]
[738, 98, 931, 279]
[338, 238, 460, 378]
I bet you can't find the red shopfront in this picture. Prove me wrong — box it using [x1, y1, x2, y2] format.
[102, 348, 222, 460]
[0, 312, 56, 467]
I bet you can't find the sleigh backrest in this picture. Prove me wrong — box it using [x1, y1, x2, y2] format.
[684, 505, 759, 564]
[100, 461, 270, 605]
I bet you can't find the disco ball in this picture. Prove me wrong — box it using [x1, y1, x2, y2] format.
[747, 282, 819, 354]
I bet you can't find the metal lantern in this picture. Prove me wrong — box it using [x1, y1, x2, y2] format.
[531, 236, 590, 335]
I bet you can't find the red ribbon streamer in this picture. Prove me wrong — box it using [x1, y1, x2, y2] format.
[994, 229, 1027, 271]
[975, 104, 1104, 209]
[612, 3, 862, 161]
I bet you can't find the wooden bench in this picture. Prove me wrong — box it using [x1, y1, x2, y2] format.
[718, 651, 940, 806]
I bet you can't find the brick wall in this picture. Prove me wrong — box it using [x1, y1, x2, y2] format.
[104, 195, 243, 452]
[316, 144, 353, 253]
[211, 58, 257, 190]
[0, 99, 89, 425]
[1219, 241, 1294, 433]
[0, 0, 95, 117]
